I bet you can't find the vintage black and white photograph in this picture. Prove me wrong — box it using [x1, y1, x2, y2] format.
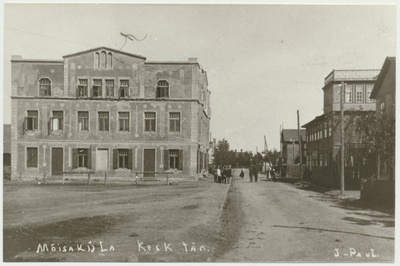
[2, 1, 397, 264]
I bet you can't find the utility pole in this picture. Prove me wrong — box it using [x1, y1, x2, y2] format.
[340, 81, 345, 194]
[280, 125, 282, 174]
[297, 110, 303, 181]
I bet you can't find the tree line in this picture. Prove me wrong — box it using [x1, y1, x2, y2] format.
[213, 138, 280, 168]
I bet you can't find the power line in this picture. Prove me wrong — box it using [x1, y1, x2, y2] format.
[5, 26, 92, 48]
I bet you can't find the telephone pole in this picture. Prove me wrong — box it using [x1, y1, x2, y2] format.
[340, 81, 345, 194]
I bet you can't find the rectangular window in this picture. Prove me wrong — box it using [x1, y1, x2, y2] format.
[356, 85, 363, 103]
[366, 84, 374, 103]
[380, 101, 385, 115]
[345, 85, 352, 103]
[98, 112, 109, 131]
[25, 110, 38, 131]
[169, 112, 181, 132]
[169, 150, 180, 169]
[145, 112, 156, 132]
[78, 149, 88, 168]
[78, 79, 88, 97]
[51, 111, 63, 131]
[105, 79, 114, 97]
[93, 79, 102, 98]
[39, 78, 51, 96]
[119, 80, 129, 98]
[26, 147, 38, 168]
[78, 111, 89, 131]
[118, 149, 129, 168]
[119, 112, 129, 132]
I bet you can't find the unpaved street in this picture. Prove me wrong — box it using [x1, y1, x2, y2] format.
[218, 171, 394, 262]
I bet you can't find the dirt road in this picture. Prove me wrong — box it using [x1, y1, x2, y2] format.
[218, 171, 394, 262]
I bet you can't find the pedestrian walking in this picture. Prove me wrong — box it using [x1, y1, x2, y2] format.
[240, 169, 245, 179]
[254, 164, 258, 182]
[271, 167, 276, 183]
[249, 166, 253, 182]
[226, 166, 232, 184]
[213, 167, 218, 183]
[217, 166, 222, 183]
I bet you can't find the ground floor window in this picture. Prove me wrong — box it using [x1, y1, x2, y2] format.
[26, 147, 38, 168]
[72, 148, 91, 169]
[164, 149, 183, 170]
[113, 149, 132, 169]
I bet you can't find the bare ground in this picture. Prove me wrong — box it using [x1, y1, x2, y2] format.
[3, 178, 236, 262]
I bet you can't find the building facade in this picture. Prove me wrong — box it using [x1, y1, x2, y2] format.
[302, 69, 379, 188]
[280, 129, 306, 165]
[370, 57, 396, 180]
[10, 47, 211, 180]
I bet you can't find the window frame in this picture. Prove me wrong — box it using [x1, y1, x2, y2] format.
[39, 78, 52, 96]
[156, 80, 169, 98]
[105, 79, 115, 98]
[345, 84, 353, 103]
[169, 112, 181, 133]
[77, 111, 89, 131]
[50, 111, 64, 132]
[118, 112, 130, 132]
[98, 111, 110, 132]
[77, 148, 89, 168]
[169, 149, 180, 169]
[118, 149, 129, 169]
[92, 79, 103, 98]
[119, 79, 129, 98]
[77, 79, 89, 97]
[355, 84, 363, 103]
[26, 147, 39, 168]
[25, 110, 39, 132]
[144, 112, 156, 132]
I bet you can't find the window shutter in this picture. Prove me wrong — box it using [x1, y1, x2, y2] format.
[48, 118, 52, 135]
[23, 117, 27, 134]
[113, 149, 118, 169]
[87, 148, 92, 169]
[72, 149, 78, 169]
[178, 150, 183, 170]
[164, 150, 169, 170]
[127, 149, 133, 170]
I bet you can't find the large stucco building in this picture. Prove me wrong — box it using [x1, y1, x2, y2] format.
[10, 47, 211, 180]
[302, 69, 379, 188]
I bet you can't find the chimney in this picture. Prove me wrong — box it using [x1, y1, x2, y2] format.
[241, 149, 243, 152]
[188, 58, 198, 63]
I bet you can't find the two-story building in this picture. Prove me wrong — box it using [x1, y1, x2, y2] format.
[302, 69, 379, 188]
[10, 47, 211, 180]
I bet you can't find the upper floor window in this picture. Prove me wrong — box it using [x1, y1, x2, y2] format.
[119, 80, 129, 98]
[105, 80, 114, 97]
[169, 112, 181, 132]
[39, 78, 51, 96]
[345, 85, 352, 103]
[94, 51, 112, 69]
[92, 79, 102, 98]
[156, 80, 169, 98]
[78, 111, 89, 131]
[366, 84, 374, 103]
[98, 112, 110, 131]
[356, 85, 363, 103]
[78, 79, 88, 97]
[24, 110, 38, 132]
[118, 112, 130, 132]
[108, 53, 113, 69]
[50, 111, 63, 132]
[145, 112, 156, 132]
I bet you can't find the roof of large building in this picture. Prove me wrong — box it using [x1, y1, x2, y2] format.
[281, 129, 306, 142]
[3, 124, 11, 153]
[371, 57, 396, 99]
[63, 46, 147, 60]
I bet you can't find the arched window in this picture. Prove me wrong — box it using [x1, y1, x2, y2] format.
[101, 51, 107, 69]
[156, 80, 169, 98]
[95, 52, 100, 69]
[39, 78, 51, 96]
[108, 52, 113, 68]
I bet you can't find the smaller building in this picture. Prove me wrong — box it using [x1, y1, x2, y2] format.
[280, 129, 306, 177]
[370, 56, 396, 180]
[3, 124, 11, 180]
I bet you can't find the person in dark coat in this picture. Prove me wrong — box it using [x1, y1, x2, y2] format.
[253, 164, 258, 182]
[240, 169, 245, 179]
[249, 166, 253, 182]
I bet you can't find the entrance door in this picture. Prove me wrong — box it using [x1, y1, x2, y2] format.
[96, 149, 109, 170]
[144, 149, 155, 177]
[52, 148, 63, 176]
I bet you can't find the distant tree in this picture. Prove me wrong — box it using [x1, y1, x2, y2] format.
[355, 110, 395, 179]
[213, 139, 231, 166]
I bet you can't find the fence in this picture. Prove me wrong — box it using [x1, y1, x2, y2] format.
[13, 171, 177, 186]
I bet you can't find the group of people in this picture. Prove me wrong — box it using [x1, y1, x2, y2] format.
[214, 165, 232, 184]
[241, 165, 277, 183]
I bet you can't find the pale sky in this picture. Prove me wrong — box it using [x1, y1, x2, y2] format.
[2, 2, 397, 153]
